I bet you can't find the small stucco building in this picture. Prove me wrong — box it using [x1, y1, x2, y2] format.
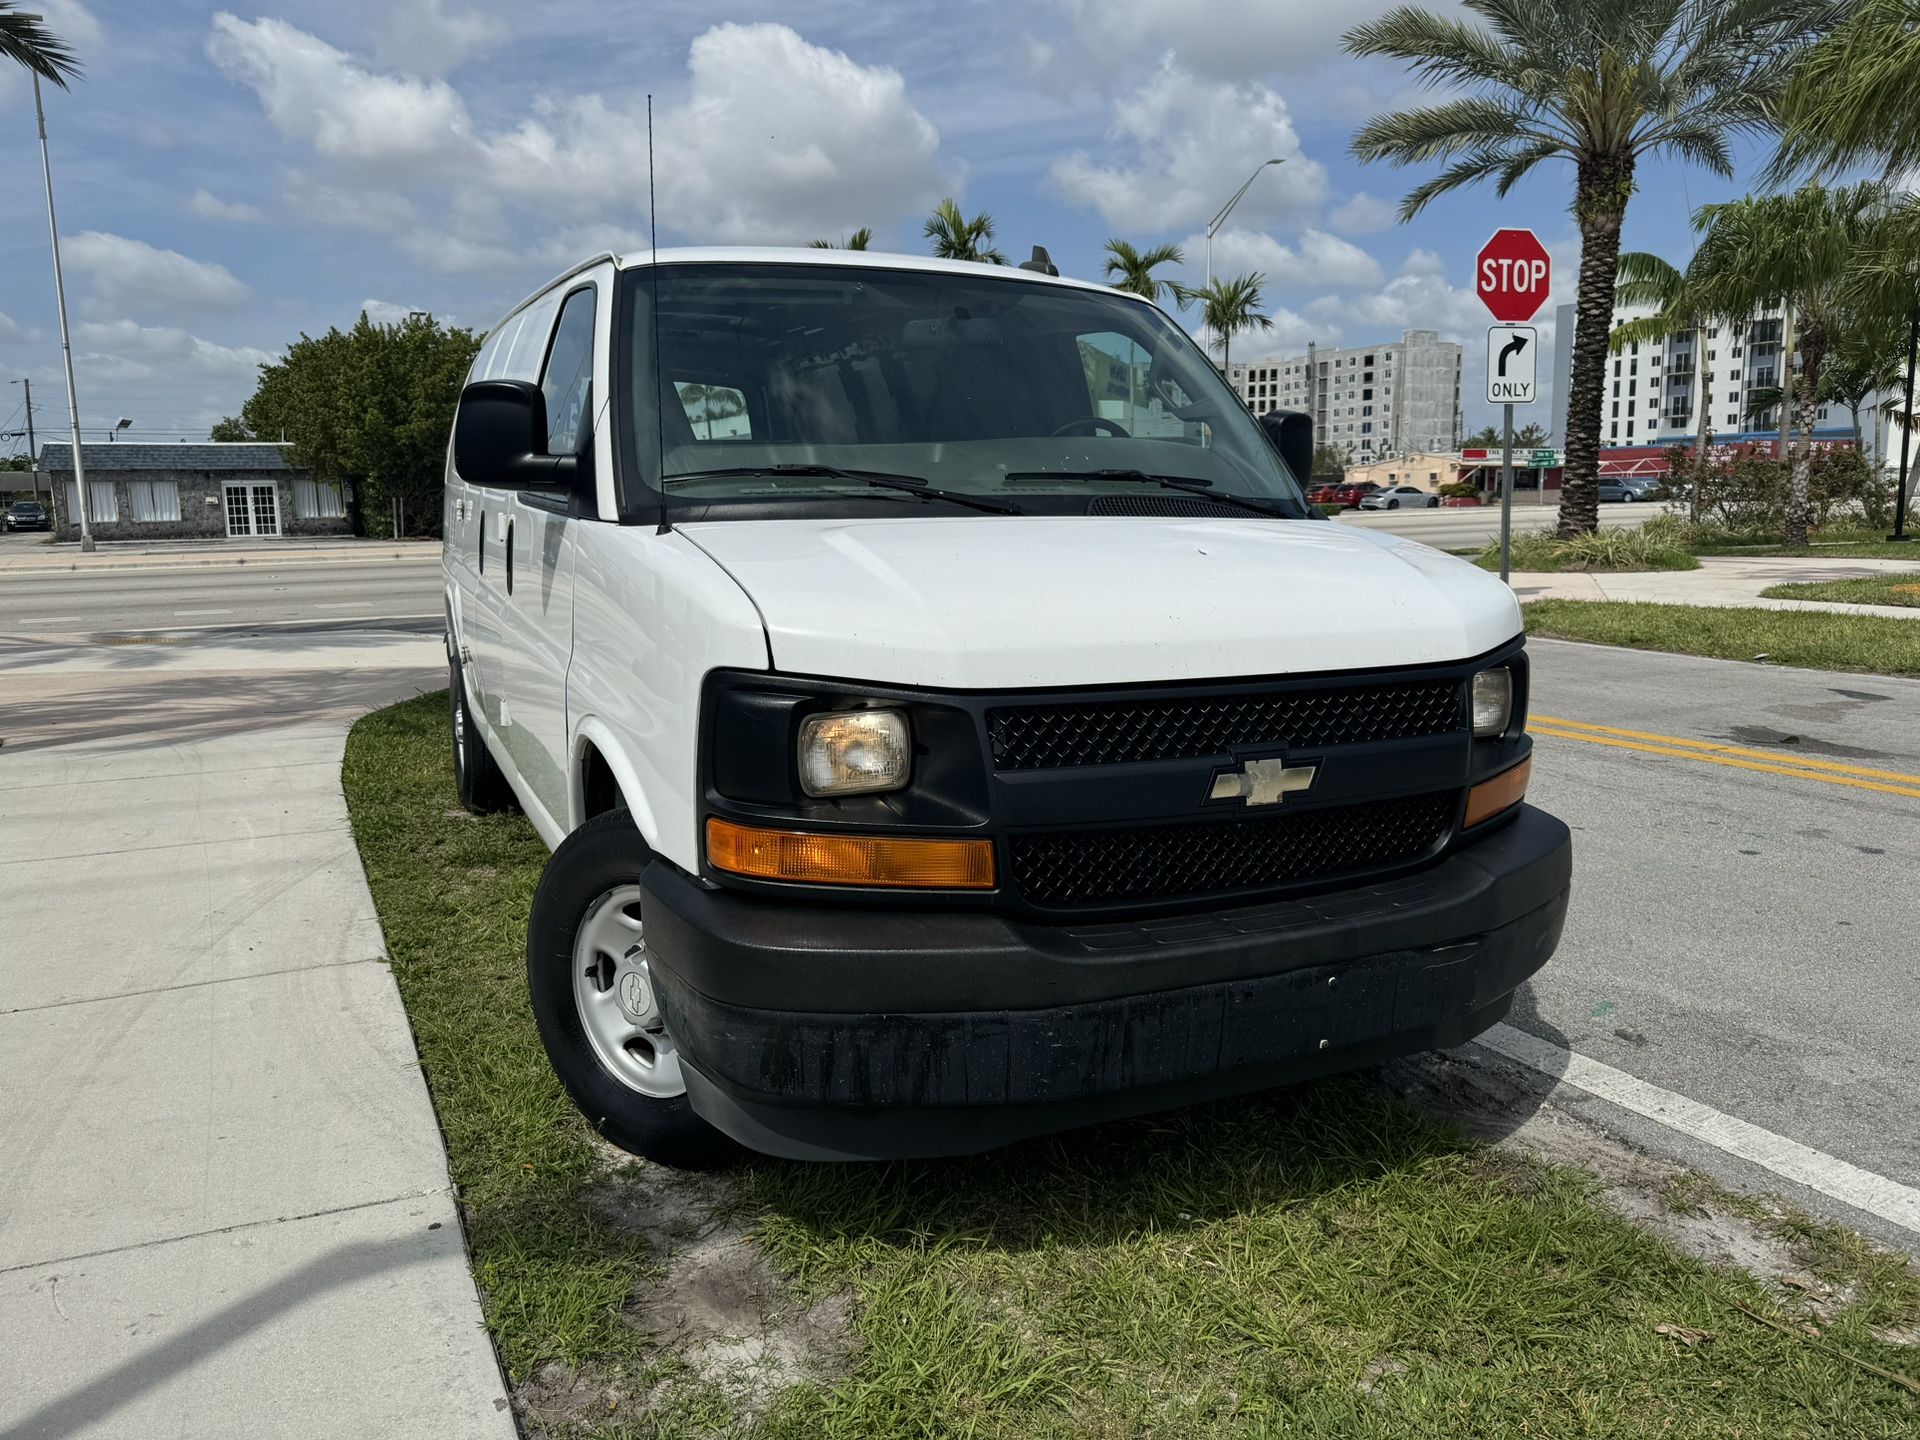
[39, 442, 351, 542]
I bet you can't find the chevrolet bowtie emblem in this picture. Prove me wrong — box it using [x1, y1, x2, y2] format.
[1209, 757, 1318, 807]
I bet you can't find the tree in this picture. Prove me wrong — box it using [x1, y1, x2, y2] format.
[239, 313, 481, 538]
[1310, 444, 1347, 479]
[923, 199, 1006, 265]
[1103, 240, 1190, 307]
[1194, 274, 1272, 372]
[1773, 0, 1920, 181]
[0, 2, 82, 86]
[209, 416, 253, 442]
[807, 228, 874, 250]
[1515, 422, 1548, 448]
[1682, 183, 1884, 547]
[1345, 0, 1839, 540]
[1465, 424, 1502, 448]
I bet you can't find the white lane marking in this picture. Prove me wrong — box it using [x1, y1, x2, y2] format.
[1478, 1023, 1920, 1235]
[172, 608, 233, 616]
[315, 601, 373, 609]
[17, 616, 83, 626]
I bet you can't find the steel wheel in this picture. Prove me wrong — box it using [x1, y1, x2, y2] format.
[571, 884, 684, 1098]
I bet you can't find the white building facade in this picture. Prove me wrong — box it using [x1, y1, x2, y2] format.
[1548, 299, 1845, 450]
[1227, 330, 1462, 461]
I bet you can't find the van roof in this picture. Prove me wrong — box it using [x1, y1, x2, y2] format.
[492, 245, 1152, 336]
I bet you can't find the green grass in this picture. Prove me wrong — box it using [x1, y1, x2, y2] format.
[1758, 573, 1920, 609]
[1703, 541, 1920, 560]
[1525, 600, 1920, 677]
[344, 695, 1920, 1437]
[1474, 520, 1699, 574]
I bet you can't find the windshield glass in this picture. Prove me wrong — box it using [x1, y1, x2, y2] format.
[617, 262, 1307, 517]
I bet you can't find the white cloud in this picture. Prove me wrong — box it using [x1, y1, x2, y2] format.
[372, 0, 505, 77]
[1299, 229, 1383, 289]
[210, 18, 949, 255]
[63, 232, 249, 311]
[187, 189, 264, 223]
[1327, 192, 1398, 235]
[1050, 59, 1326, 233]
[207, 14, 479, 176]
[397, 231, 521, 274]
[1054, 0, 1404, 80]
[358, 299, 421, 326]
[283, 173, 421, 233]
[73, 320, 272, 379]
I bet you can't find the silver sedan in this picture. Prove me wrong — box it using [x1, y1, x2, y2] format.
[1357, 485, 1440, 510]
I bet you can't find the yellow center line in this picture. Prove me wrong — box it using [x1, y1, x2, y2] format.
[1532, 714, 1920, 786]
[1530, 724, 1920, 801]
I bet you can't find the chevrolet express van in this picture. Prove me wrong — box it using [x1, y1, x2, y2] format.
[442, 248, 1572, 1166]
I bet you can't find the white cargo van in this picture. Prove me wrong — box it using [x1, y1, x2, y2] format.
[442, 248, 1571, 1166]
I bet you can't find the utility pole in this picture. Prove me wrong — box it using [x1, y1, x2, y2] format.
[20, 378, 44, 510]
[33, 71, 93, 550]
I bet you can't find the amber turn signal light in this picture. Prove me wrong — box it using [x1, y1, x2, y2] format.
[706, 818, 995, 889]
[1464, 756, 1530, 828]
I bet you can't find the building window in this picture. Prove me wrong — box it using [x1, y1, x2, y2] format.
[127, 479, 181, 522]
[291, 478, 347, 519]
[64, 479, 118, 523]
[1362, 388, 1373, 400]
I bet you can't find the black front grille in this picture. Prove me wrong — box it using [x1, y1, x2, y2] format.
[989, 679, 1464, 770]
[1086, 494, 1267, 518]
[1009, 791, 1457, 907]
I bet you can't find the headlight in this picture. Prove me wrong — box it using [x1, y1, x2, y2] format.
[1471, 667, 1513, 737]
[797, 709, 911, 797]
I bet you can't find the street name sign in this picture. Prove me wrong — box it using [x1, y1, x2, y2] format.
[1486, 324, 1538, 405]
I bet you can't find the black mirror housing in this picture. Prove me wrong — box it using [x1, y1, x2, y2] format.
[454, 379, 573, 489]
[1259, 409, 1314, 490]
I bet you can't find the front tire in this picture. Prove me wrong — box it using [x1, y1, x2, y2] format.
[449, 647, 516, 814]
[526, 810, 736, 1169]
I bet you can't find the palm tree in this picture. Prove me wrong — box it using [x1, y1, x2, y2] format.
[1195, 274, 1273, 372]
[807, 228, 874, 251]
[923, 199, 1006, 265]
[1345, 1, 1838, 539]
[0, 2, 82, 86]
[1773, 0, 1920, 180]
[1103, 240, 1190, 308]
[1682, 183, 1884, 547]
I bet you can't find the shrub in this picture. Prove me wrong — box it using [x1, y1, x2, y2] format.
[1438, 480, 1480, 499]
[1665, 445, 1877, 535]
[1477, 523, 1698, 573]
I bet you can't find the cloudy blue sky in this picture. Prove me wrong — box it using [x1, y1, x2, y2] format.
[0, 0, 1776, 454]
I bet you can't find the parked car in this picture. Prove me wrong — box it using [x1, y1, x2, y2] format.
[3, 500, 50, 532]
[1597, 480, 1634, 502]
[1358, 485, 1440, 511]
[443, 248, 1571, 1166]
[1308, 481, 1380, 508]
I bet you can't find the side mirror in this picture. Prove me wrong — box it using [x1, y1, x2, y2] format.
[1259, 409, 1313, 490]
[454, 379, 573, 489]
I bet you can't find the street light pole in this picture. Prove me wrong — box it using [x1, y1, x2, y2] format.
[1203, 158, 1285, 363]
[32, 71, 94, 551]
[1894, 306, 1917, 543]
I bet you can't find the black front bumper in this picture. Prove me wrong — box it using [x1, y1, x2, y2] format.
[642, 806, 1572, 1160]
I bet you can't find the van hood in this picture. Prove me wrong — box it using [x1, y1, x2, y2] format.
[676, 516, 1519, 690]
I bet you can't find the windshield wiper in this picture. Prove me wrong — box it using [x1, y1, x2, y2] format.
[1002, 469, 1297, 519]
[663, 463, 1021, 516]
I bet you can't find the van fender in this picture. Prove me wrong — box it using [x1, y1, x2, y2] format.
[570, 716, 661, 848]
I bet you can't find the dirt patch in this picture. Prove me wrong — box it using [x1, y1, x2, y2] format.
[592, 1156, 854, 1424]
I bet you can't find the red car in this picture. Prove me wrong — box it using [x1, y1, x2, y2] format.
[1307, 481, 1379, 508]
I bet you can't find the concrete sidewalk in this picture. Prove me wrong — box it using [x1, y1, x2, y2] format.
[0, 627, 514, 1438]
[1511, 554, 1920, 618]
[0, 537, 439, 574]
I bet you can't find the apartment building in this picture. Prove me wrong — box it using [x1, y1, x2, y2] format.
[1227, 330, 1462, 461]
[1548, 299, 1836, 449]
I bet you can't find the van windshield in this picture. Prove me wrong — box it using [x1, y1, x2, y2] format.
[618, 262, 1308, 518]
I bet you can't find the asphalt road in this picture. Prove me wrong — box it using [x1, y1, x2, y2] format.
[1436, 639, 1920, 1250]
[1336, 499, 1657, 546]
[0, 551, 443, 634]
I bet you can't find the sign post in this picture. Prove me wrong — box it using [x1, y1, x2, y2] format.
[1476, 230, 1551, 582]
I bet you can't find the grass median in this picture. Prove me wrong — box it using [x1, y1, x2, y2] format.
[1525, 600, 1920, 677]
[344, 694, 1920, 1437]
[1758, 573, 1920, 610]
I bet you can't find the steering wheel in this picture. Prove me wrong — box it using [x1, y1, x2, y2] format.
[1050, 416, 1131, 439]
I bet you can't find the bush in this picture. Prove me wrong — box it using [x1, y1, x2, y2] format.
[1665, 445, 1877, 535]
[1477, 523, 1698, 573]
[1438, 481, 1480, 499]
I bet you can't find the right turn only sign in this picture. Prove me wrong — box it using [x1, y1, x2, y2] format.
[1486, 324, 1538, 405]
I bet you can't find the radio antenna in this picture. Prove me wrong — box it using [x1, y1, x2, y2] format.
[649, 93, 671, 534]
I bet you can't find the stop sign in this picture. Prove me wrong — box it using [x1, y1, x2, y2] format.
[1476, 229, 1550, 323]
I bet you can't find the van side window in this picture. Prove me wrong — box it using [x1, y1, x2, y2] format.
[675, 383, 752, 441]
[541, 289, 596, 455]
